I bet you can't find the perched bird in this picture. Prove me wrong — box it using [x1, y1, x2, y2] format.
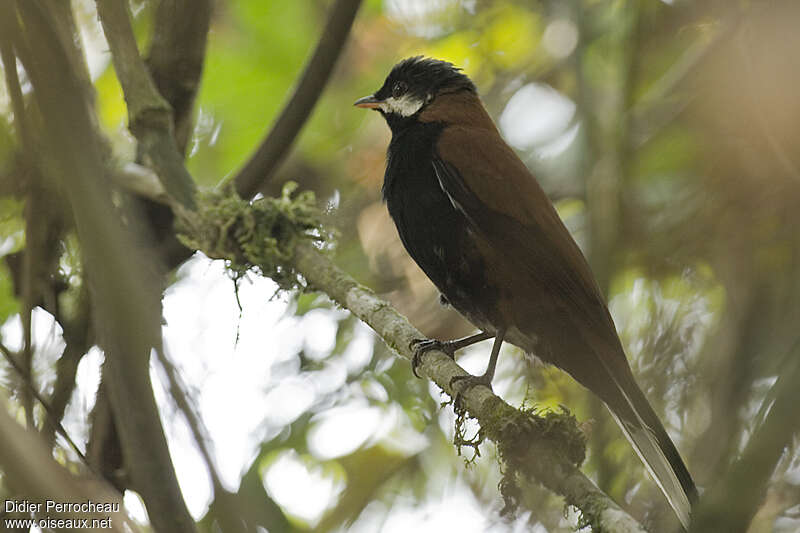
[355, 56, 698, 528]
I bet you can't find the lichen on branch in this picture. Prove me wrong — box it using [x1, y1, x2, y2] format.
[452, 395, 587, 518]
[176, 181, 332, 290]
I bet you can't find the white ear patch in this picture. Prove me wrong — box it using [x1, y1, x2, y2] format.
[380, 94, 425, 117]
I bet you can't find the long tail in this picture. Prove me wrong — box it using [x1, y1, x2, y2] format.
[604, 368, 698, 530]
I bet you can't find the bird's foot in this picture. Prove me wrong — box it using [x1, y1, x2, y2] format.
[449, 372, 494, 398]
[409, 338, 457, 378]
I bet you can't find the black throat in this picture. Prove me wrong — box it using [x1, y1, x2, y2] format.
[382, 119, 442, 201]
[381, 118, 498, 331]
[378, 109, 420, 140]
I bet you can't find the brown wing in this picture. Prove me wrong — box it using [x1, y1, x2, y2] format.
[433, 124, 612, 337]
[434, 125, 697, 523]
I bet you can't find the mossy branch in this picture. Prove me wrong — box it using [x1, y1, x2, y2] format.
[175, 185, 647, 533]
[177, 182, 332, 290]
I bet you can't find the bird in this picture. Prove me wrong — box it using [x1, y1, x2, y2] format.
[355, 56, 698, 528]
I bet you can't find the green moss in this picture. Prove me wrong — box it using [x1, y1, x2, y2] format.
[450, 394, 587, 517]
[575, 494, 608, 531]
[452, 396, 485, 463]
[176, 181, 332, 290]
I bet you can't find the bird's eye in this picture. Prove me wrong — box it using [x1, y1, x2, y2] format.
[392, 81, 408, 98]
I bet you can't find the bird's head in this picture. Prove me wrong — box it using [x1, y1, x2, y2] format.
[355, 56, 476, 129]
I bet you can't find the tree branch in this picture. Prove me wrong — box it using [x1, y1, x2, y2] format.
[110, 162, 169, 203]
[233, 0, 364, 199]
[0, 31, 33, 151]
[690, 340, 800, 532]
[0, 8, 35, 429]
[0, 404, 136, 532]
[145, 0, 212, 155]
[290, 243, 647, 533]
[94, 0, 196, 209]
[9, 2, 196, 531]
[137, 0, 213, 272]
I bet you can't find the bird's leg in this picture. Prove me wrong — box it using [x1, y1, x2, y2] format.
[449, 327, 506, 393]
[409, 331, 493, 378]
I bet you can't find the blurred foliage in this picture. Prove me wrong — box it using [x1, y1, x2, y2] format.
[2, 0, 800, 532]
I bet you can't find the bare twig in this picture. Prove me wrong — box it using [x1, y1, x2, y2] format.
[233, 0, 364, 199]
[94, 0, 197, 209]
[42, 288, 91, 449]
[20, 195, 36, 428]
[0, 33, 33, 150]
[85, 380, 126, 491]
[155, 348, 250, 533]
[154, 348, 223, 490]
[0, 340, 88, 464]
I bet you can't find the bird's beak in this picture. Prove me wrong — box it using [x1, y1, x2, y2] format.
[354, 95, 382, 109]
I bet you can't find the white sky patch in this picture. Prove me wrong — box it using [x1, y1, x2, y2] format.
[0, 307, 62, 353]
[307, 402, 384, 459]
[72, 347, 103, 414]
[384, 0, 464, 38]
[153, 252, 382, 519]
[160, 254, 296, 492]
[123, 491, 150, 527]
[499, 83, 576, 153]
[537, 122, 581, 159]
[154, 374, 214, 518]
[73, 0, 113, 80]
[0, 231, 23, 256]
[302, 309, 340, 360]
[262, 377, 316, 427]
[306, 359, 349, 396]
[342, 322, 376, 374]
[263, 450, 344, 527]
[542, 19, 579, 60]
[59, 346, 104, 456]
[364, 483, 503, 533]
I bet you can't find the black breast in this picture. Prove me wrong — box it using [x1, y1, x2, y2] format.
[382, 121, 498, 331]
